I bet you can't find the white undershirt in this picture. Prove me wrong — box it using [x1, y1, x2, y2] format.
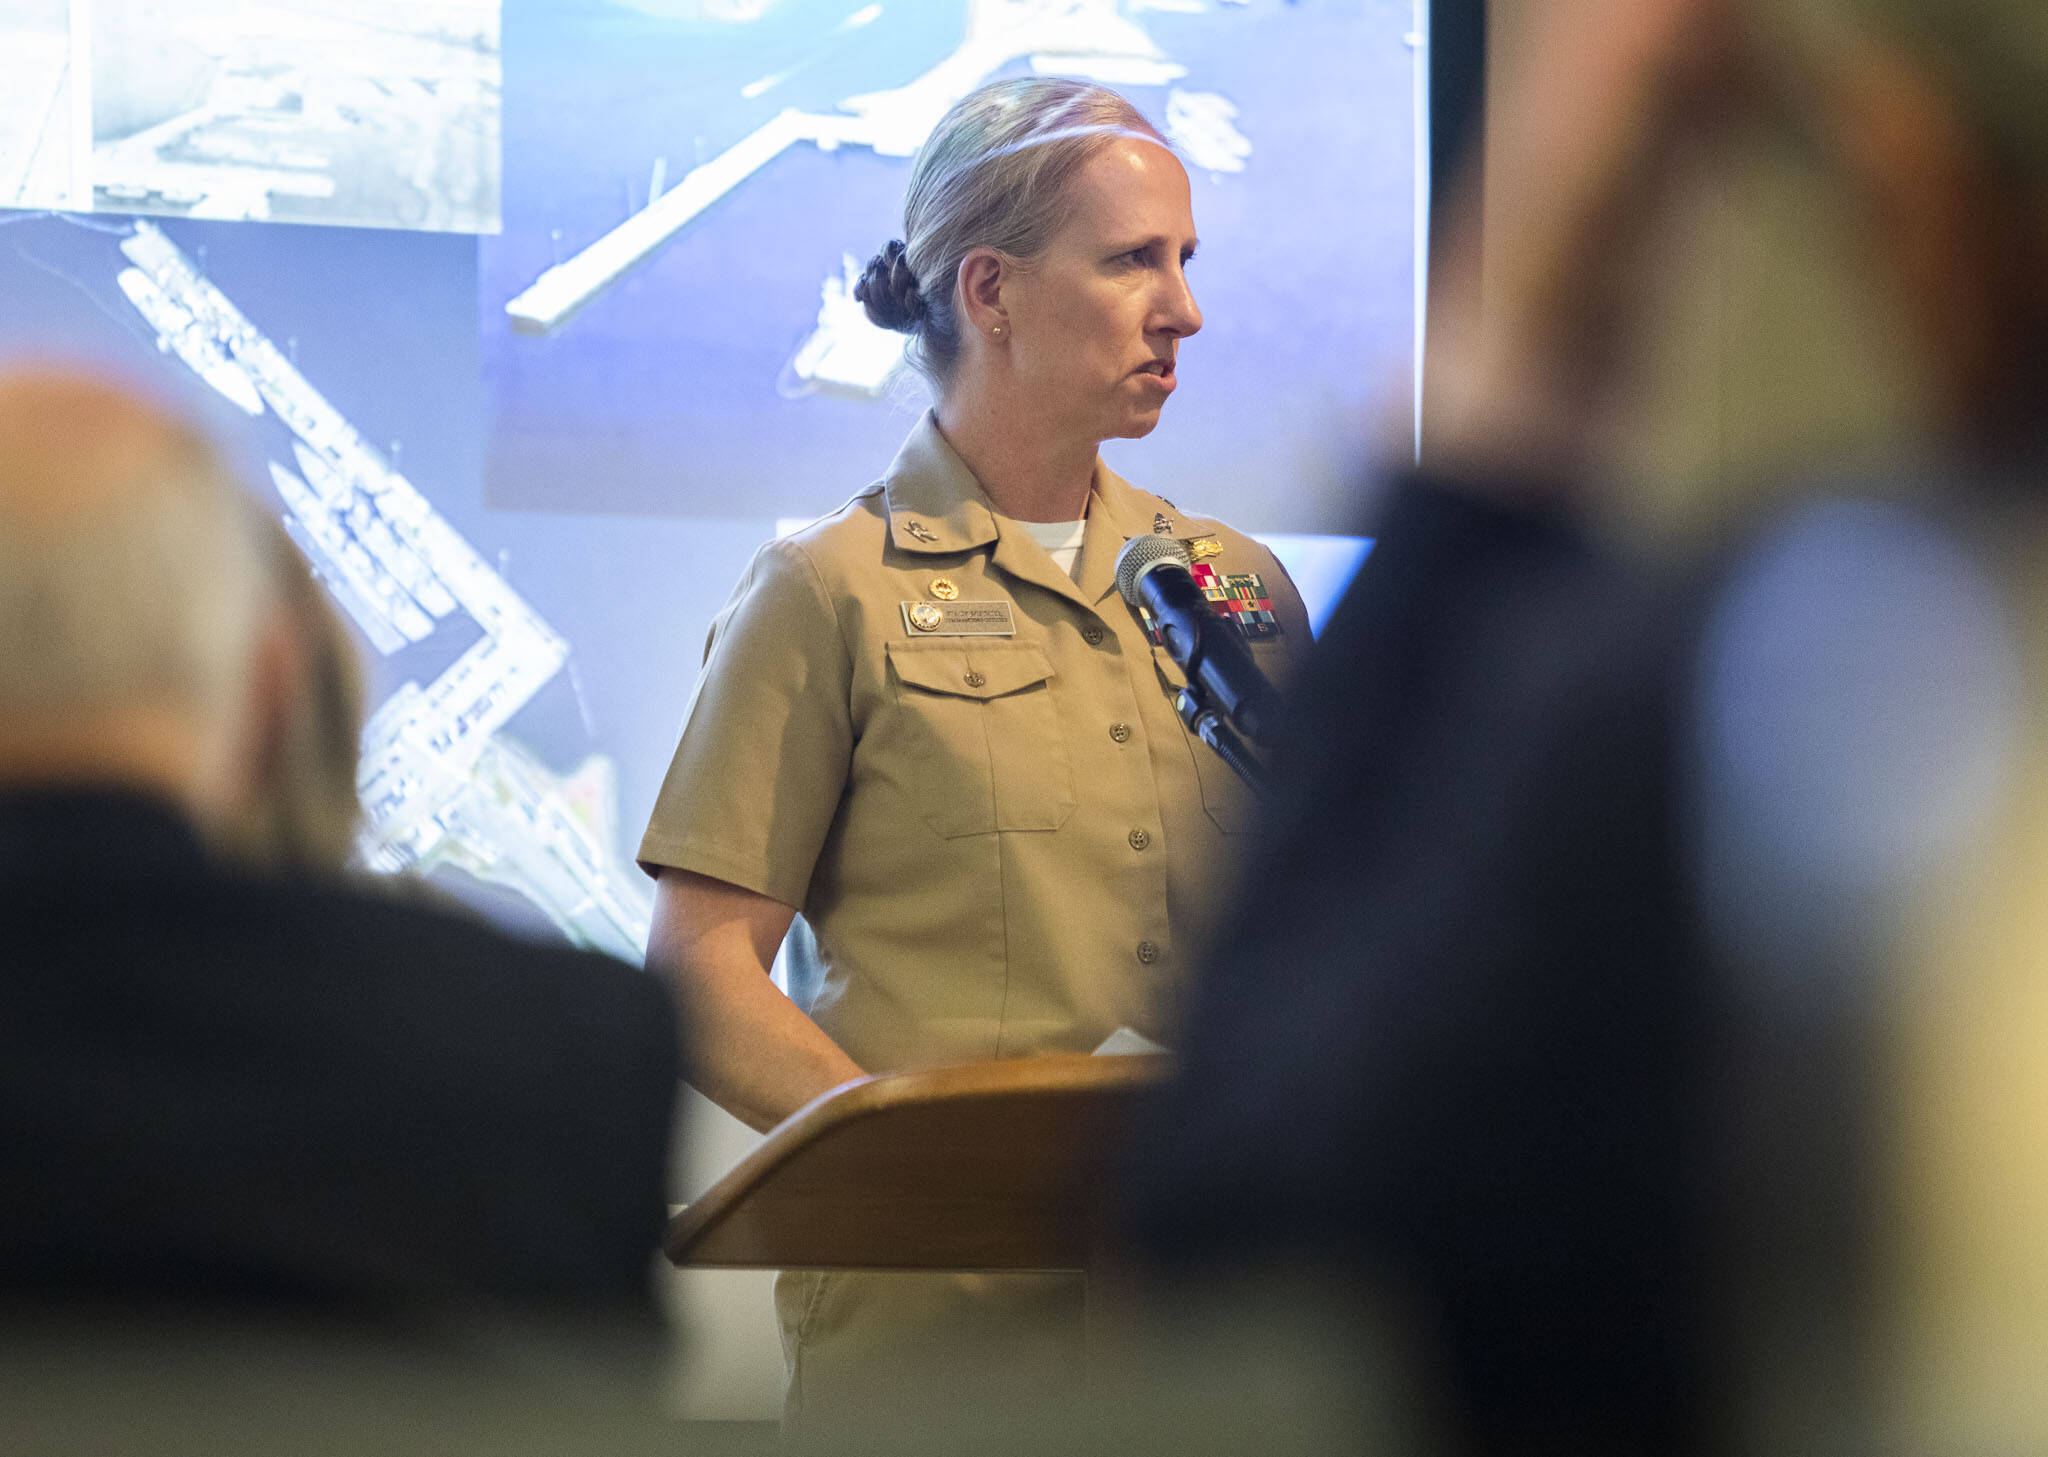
[1019, 517, 1088, 580]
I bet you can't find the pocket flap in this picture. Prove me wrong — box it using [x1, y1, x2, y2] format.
[887, 640, 1055, 699]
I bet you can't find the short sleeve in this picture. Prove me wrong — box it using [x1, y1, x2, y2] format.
[637, 537, 854, 909]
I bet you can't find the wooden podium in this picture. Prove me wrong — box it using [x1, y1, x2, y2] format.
[665, 1054, 1168, 1273]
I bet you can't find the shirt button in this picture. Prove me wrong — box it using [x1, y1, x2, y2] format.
[1128, 828, 1151, 851]
[1109, 722, 1131, 744]
[1136, 940, 1160, 965]
[1082, 623, 1105, 646]
[964, 670, 986, 688]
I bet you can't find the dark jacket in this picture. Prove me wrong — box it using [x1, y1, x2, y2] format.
[1126, 475, 1721, 1454]
[0, 789, 678, 1315]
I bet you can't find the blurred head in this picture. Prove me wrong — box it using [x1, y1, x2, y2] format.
[1773, 0, 2048, 447]
[857, 78, 1201, 447]
[0, 367, 283, 835]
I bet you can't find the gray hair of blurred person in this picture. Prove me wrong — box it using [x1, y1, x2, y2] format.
[219, 512, 367, 875]
[854, 77, 1169, 384]
[0, 381, 270, 738]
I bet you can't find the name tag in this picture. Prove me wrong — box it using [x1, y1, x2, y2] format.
[900, 600, 1016, 636]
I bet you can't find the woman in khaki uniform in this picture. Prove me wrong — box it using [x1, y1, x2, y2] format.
[638, 76, 1312, 1424]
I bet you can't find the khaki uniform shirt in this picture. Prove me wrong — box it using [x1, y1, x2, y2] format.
[638, 412, 1313, 1072]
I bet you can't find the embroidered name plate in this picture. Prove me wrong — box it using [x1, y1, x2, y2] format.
[900, 600, 1017, 636]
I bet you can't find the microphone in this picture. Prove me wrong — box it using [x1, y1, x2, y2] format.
[1115, 535, 1285, 746]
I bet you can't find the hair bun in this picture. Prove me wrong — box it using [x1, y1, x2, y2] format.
[854, 239, 925, 333]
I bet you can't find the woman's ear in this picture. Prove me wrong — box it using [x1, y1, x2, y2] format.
[956, 248, 1008, 338]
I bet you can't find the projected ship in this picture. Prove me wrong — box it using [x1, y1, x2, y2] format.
[117, 221, 652, 962]
[505, 0, 1201, 337]
[781, 254, 911, 399]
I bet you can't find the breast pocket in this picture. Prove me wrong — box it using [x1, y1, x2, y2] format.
[885, 640, 1074, 838]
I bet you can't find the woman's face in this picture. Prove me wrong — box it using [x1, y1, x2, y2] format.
[1001, 137, 1203, 445]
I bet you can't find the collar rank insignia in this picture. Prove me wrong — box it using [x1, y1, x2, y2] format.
[1153, 512, 1173, 535]
[904, 518, 938, 543]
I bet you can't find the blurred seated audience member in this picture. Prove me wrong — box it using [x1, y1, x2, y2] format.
[1127, 0, 2048, 1452]
[0, 368, 679, 1319]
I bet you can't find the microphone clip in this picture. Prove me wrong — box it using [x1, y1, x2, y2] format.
[1174, 688, 1269, 802]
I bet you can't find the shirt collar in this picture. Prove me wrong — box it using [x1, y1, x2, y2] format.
[1084, 455, 1154, 541]
[881, 410, 1157, 553]
[881, 412, 1000, 555]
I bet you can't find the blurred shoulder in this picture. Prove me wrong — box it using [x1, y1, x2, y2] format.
[1696, 495, 2021, 957]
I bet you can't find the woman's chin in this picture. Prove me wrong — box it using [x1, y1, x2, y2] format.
[1109, 406, 1167, 442]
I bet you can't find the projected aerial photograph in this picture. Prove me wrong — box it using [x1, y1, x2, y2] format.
[482, 0, 1420, 529]
[0, 0, 501, 232]
[0, 0, 1415, 958]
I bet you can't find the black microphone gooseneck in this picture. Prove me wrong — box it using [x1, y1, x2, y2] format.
[1114, 535, 1281, 799]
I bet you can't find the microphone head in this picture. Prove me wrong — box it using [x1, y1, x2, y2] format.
[1114, 533, 1193, 605]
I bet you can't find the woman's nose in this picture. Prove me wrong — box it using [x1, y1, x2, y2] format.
[1158, 273, 1202, 338]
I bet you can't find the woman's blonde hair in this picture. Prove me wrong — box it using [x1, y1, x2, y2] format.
[855, 77, 1167, 384]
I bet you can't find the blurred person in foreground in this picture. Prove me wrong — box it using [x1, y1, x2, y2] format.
[0, 369, 678, 1338]
[1124, 0, 2048, 1452]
